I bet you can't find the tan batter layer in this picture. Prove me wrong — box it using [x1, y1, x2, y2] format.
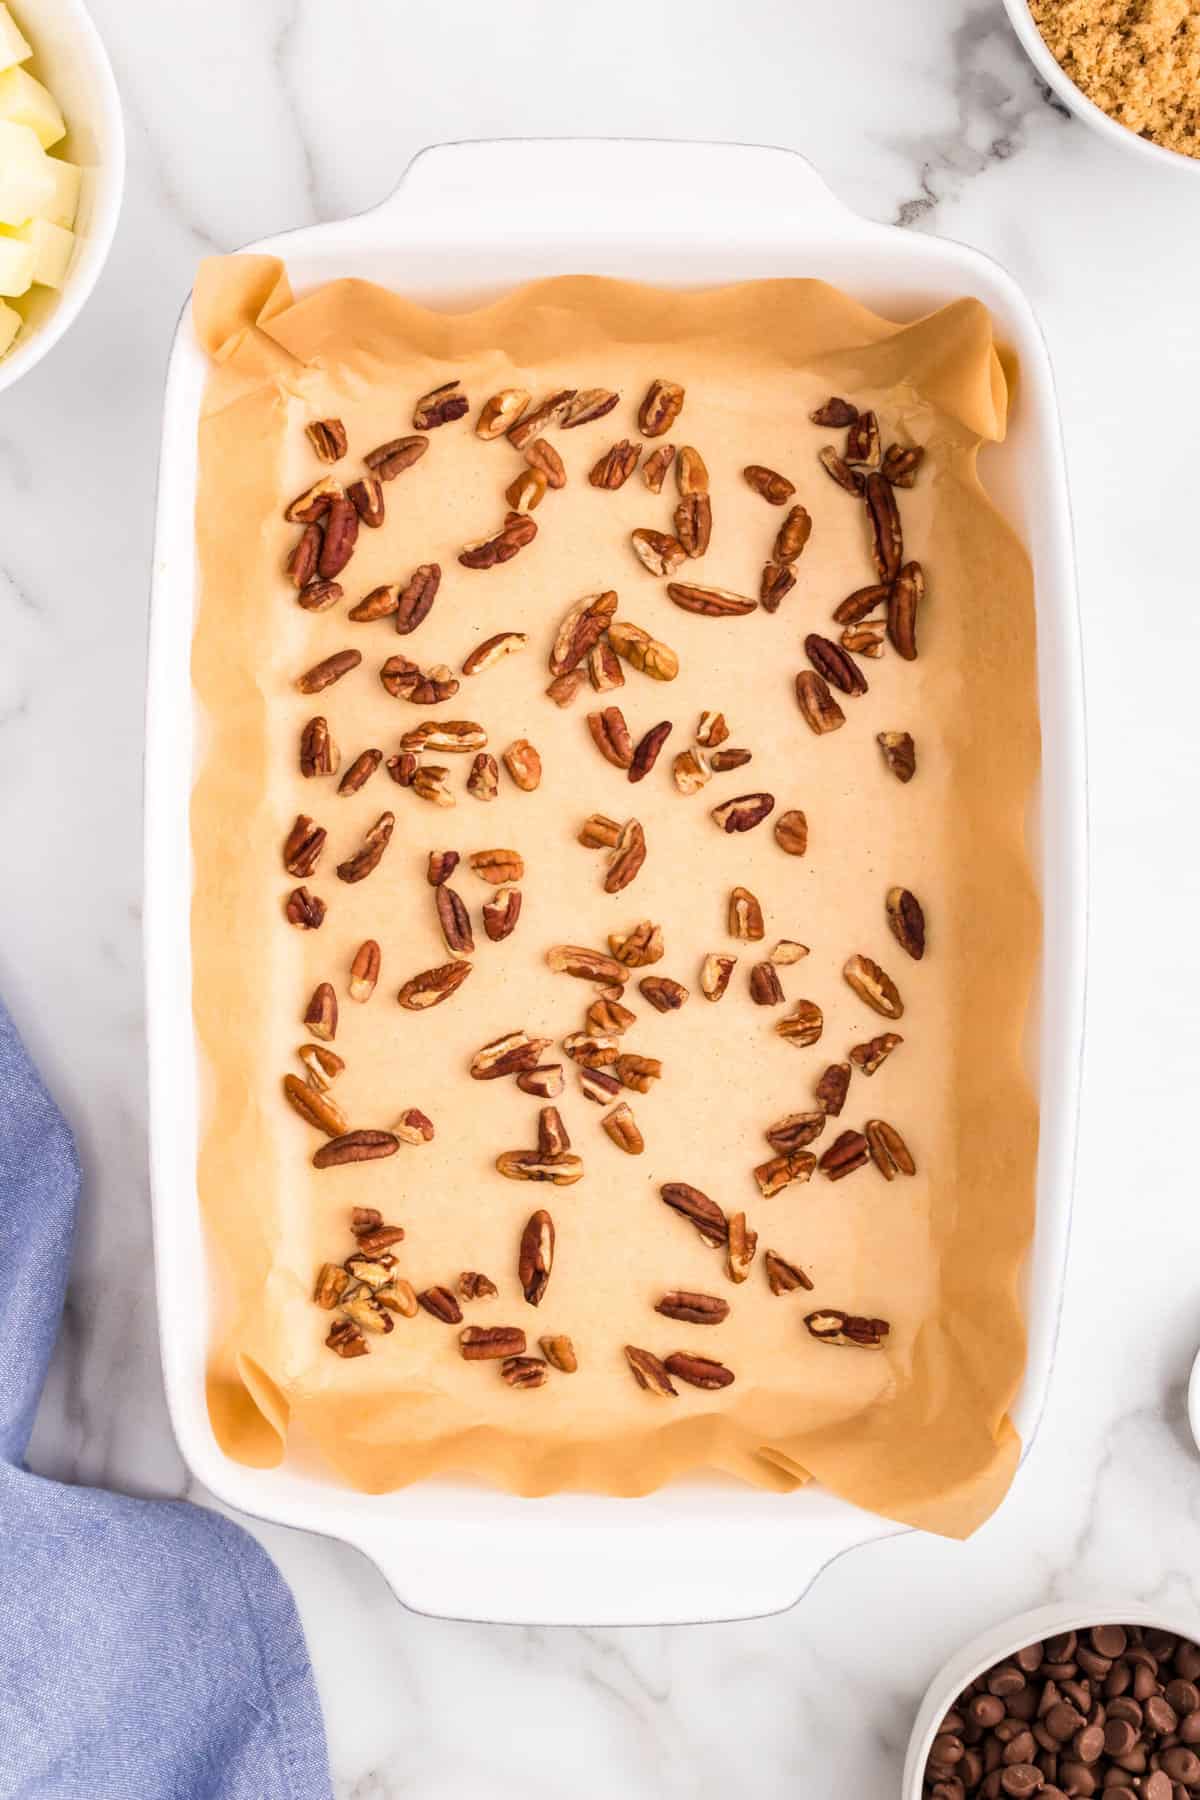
[190, 258, 1039, 1537]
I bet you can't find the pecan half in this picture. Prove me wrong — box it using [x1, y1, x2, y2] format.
[391, 564, 441, 636]
[296, 649, 361, 695]
[765, 1251, 814, 1295]
[297, 577, 343, 613]
[460, 1325, 526, 1360]
[754, 1149, 816, 1197]
[773, 810, 808, 856]
[638, 379, 684, 437]
[818, 1130, 870, 1181]
[844, 953, 904, 1019]
[563, 1031, 619, 1067]
[886, 887, 926, 961]
[729, 885, 764, 941]
[364, 435, 429, 479]
[630, 528, 687, 577]
[299, 716, 339, 779]
[639, 975, 688, 1012]
[589, 440, 641, 489]
[462, 631, 527, 676]
[834, 583, 890, 627]
[459, 512, 538, 570]
[849, 1032, 903, 1075]
[546, 944, 629, 984]
[641, 443, 676, 491]
[845, 410, 881, 468]
[314, 1262, 350, 1309]
[383, 661, 461, 707]
[562, 386, 620, 427]
[496, 1150, 583, 1185]
[760, 562, 796, 612]
[711, 793, 774, 834]
[882, 443, 924, 487]
[377, 1280, 418, 1316]
[524, 437, 566, 487]
[507, 389, 576, 450]
[877, 731, 916, 783]
[394, 1107, 435, 1145]
[805, 633, 868, 697]
[397, 960, 473, 1009]
[629, 721, 672, 780]
[303, 980, 338, 1042]
[502, 739, 541, 790]
[660, 1182, 727, 1246]
[299, 1042, 344, 1090]
[744, 464, 795, 505]
[613, 1052, 661, 1093]
[603, 1101, 645, 1154]
[625, 1345, 677, 1396]
[774, 505, 812, 565]
[815, 1063, 851, 1116]
[326, 1319, 368, 1357]
[466, 753, 499, 802]
[345, 1253, 400, 1291]
[608, 620, 679, 682]
[810, 397, 859, 427]
[842, 619, 885, 658]
[501, 1356, 547, 1388]
[673, 493, 712, 558]
[727, 1211, 757, 1284]
[283, 1074, 347, 1138]
[516, 1064, 565, 1098]
[347, 476, 385, 528]
[865, 471, 903, 582]
[818, 447, 865, 495]
[306, 417, 347, 462]
[518, 1210, 555, 1305]
[338, 749, 382, 795]
[539, 1335, 577, 1372]
[749, 963, 785, 1007]
[316, 496, 359, 579]
[579, 1066, 621, 1103]
[587, 996, 636, 1034]
[506, 468, 546, 513]
[459, 1271, 499, 1300]
[336, 812, 394, 883]
[483, 887, 522, 942]
[401, 721, 486, 755]
[667, 582, 755, 618]
[285, 887, 325, 930]
[664, 1352, 734, 1391]
[866, 1118, 916, 1180]
[313, 1129, 400, 1169]
[476, 388, 531, 439]
[413, 379, 468, 430]
[351, 1208, 405, 1250]
[418, 1285, 464, 1323]
[435, 884, 473, 954]
[795, 670, 845, 735]
[700, 953, 737, 1001]
[887, 560, 922, 661]
[411, 764, 455, 806]
[588, 706, 634, 769]
[766, 1111, 827, 1154]
[474, 1036, 554, 1072]
[805, 1310, 890, 1349]
[775, 1001, 823, 1048]
[286, 475, 341, 524]
[655, 1291, 729, 1326]
[609, 920, 663, 966]
[283, 815, 326, 878]
[604, 818, 647, 893]
[551, 591, 618, 677]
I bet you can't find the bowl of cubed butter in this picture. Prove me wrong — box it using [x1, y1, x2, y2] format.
[0, 0, 123, 392]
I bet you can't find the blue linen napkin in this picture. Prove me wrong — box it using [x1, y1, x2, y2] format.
[0, 997, 333, 1800]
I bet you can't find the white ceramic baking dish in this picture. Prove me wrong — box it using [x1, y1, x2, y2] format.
[145, 138, 1086, 1626]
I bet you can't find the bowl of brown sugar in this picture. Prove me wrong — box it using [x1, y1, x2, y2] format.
[1004, 0, 1200, 170]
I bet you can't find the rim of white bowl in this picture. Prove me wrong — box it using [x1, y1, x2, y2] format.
[901, 1599, 1200, 1797]
[0, 0, 126, 395]
[1001, 0, 1200, 176]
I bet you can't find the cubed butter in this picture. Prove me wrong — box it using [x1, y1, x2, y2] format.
[0, 64, 64, 148]
[0, 4, 32, 72]
[0, 232, 32, 294]
[0, 118, 53, 223]
[40, 155, 79, 228]
[16, 216, 70, 286]
[0, 296, 20, 355]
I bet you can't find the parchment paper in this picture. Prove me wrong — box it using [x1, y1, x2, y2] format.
[189, 255, 1039, 1537]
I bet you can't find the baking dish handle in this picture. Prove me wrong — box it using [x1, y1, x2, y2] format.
[353, 138, 856, 243]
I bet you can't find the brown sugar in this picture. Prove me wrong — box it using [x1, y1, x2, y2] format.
[1028, 0, 1200, 157]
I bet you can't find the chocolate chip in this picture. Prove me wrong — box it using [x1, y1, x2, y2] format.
[989, 1667, 1027, 1699]
[999, 1766, 1042, 1797]
[1103, 1719, 1138, 1755]
[1090, 1624, 1127, 1659]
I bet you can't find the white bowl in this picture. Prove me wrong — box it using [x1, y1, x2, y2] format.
[1002, 0, 1200, 176]
[0, 0, 124, 394]
[902, 1600, 1200, 1798]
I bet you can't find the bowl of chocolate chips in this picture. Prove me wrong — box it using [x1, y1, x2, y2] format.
[904, 1604, 1200, 1800]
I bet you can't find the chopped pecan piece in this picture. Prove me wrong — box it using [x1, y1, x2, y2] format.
[562, 387, 620, 427]
[518, 1210, 555, 1305]
[338, 749, 382, 795]
[866, 1119, 916, 1180]
[805, 1310, 890, 1349]
[886, 887, 926, 961]
[709, 748, 751, 772]
[675, 446, 709, 495]
[545, 671, 585, 708]
[386, 751, 418, 787]
[774, 1001, 823, 1048]
[347, 476, 384, 528]
[882, 442, 924, 487]
[397, 960, 473, 1010]
[296, 649, 361, 695]
[727, 1211, 758, 1284]
[283, 815, 326, 879]
[462, 630, 527, 676]
[496, 1151, 583, 1186]
[285, 887, 325, 930]
[458, 512, 538, 570]
[602, 1101, 645, 1155]
[765, 1250, 814, 1295]
[482, 887, 522, 942]
[589, 440, 641, 489]
[351, 1208, 405, 1250]
[805, 633, 868, 697]
[283, 1074, 347, 1138]
[300, 716, 339, 779]
[413, 379, 468, 430]
[765, 1111, 827, 1154]
[345, 1252, 399, 1291]
[711, 793, 775, 834]
[537, 1106, 571, 1158]
[382, 661, 461, 708]
[306, 417, 347, 462]
[336, 812, 395, 884]
[887, 560, 922, 661]
[579, 1066, 622, 1104]
[743, 464, 795, 505]
[673, 492, 712, 558]
[426, 849, 460, 886]
[877, 730, 916, 783]
[655, 1291, 729, 1325]
[770, 940, 808, 965]
[754, 1149, 816, 1197]
[849, 1033, 903, 1075]
[819, 1131, 870, 1181]
[418, 1285, 464, 1323]
[609, 920, 663, 966]
[613, 1052, 661, 1094]
[313, 1262, 350, 1309]
[637, 379, 684, 437]
[297, 577, 343, 613]
[286, 475, 341, 524]
[539, 1335, 577, 1372]
[546, 944, 628, 984]
[467, 752, 499, 801]
[809, 397, 859, 427]
[845, 409, 880, 467]
[696, 711, 729, 748]
[476, 388, 531, 439]
[299, 1043, 344, 1090]
[672, 748, 711, 795]
[729, 886, 764, 941]
[563, 1031, 620, 1067]
[834, 583, 891, 626]
[313, 1129, 400, 1169]
[502, 739, 542, 791]
[460, 1325, 526, 1360]
[844, 953, 904, 1019]
[326, 1318, 368, 1358]
[303, 981, 338, 1042]
[587, 996, 636, 1035]
[818, 446, 865, 494]
[578, 813, 623, 850]
[459, 1271, 499, 1300]
[338, 1299, 394, 1339]
[700, 953, 736, 1001]
[506, 468, 546, 513]
[516, 1064, 565, 1098]
[394, 1108, 435, 1145]
[629, 721, 672, 781]
[795, 670, 845, 735]
[465, 847, 522, 884]
[624, 1345, 677, 1396]
[749, 963, 785, 1007]
[501, 1356, 548, 1388]
[588, 706, 634, 769]
[641, 442, 676, 491]
[667, 582, 755, 618]
[401, 721, 485, 755]
[411, 764, 455, 807]
[660, 1182, 727, 1246]
[773, 811, 808, 856]
[507, 389, 576, 450]
[604, 819, 647, 893]
[630, 528, 687, 576]
[364, 435, 429, 479]
[608, 620, 679, 682]
[551, 590, 618, 677]
[815, 1063, 851, 1116]
[664, 1352, 734, 1391]
[524, 437, 566, 487]
[865, 472, 903, 582]
[376, 1280, 418, 1316]
[842, 619, 885, 658]
[760, 562, 796, 612]
[588, 640, 625, 692]
[639, 975, 688, 1012]
[774, 505, 812, 565]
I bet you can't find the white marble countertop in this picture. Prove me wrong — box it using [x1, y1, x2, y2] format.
[6, 0, 1200, 1792]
